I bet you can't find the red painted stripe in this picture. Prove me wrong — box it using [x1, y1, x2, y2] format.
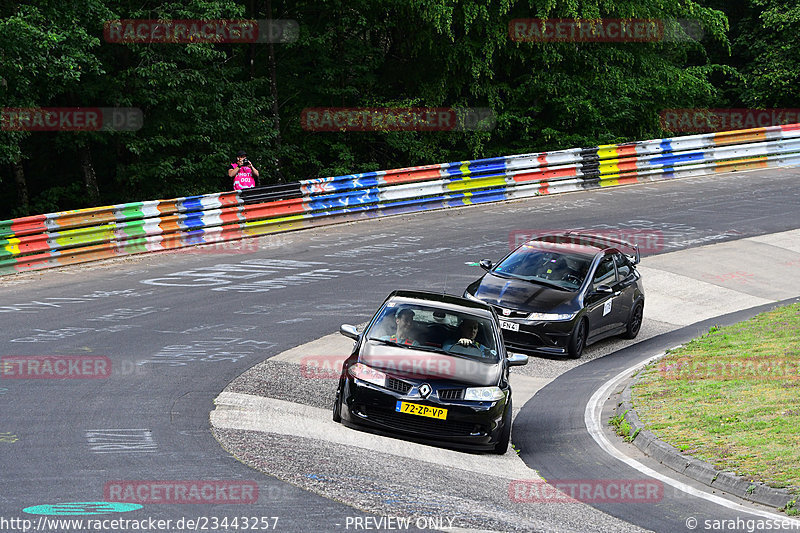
[9, 215, 47, 237]
[242, 198, 306, 220]
[382, 168, 442, 184]
[513, 166, 578, 183]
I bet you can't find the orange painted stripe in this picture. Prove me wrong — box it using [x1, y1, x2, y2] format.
[382, 168, 441, 184]
[513, 166, 578, 183]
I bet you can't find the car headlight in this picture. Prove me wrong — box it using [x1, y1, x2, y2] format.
[464, 386, 505, 402]
[348, 363, 386, 387]
[526, 311, 577, 321]
[463, 290, 485, 303]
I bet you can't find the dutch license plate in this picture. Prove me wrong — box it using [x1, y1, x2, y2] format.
[500, 320, 519, 332]
[395, 401, 447, 420]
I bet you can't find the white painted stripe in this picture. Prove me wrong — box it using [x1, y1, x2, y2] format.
[585, 351, 800, 523]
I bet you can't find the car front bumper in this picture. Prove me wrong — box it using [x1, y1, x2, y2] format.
[340, 377, 508, 451]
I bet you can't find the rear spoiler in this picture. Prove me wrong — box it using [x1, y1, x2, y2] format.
[531, 231, 641, 265]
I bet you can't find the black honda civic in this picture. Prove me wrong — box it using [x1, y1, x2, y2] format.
[464, 232, 645, 359]
[333, 290, 528, 454]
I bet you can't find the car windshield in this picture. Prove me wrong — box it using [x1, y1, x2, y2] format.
[366, 302, 499, 361]
[493, 244, 593, 291]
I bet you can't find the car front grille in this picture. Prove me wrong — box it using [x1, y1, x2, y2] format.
[385, 377, 412, 395]
[366, 408, 483, 437]
[438, 388, 464, 400]
[493, 306, 528, 319]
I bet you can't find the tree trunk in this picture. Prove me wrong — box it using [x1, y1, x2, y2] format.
[266, 0, 285, 183]
[79, 144, 101, 205]
[11, 160, 29, 216]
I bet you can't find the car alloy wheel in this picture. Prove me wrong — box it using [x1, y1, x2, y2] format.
[622, 301, 644, 340]
[492, 397, 512, 455]
[568, 318, 587, 359]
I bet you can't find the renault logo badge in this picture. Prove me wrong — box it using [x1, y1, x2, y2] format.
[419, 384, 432, 399]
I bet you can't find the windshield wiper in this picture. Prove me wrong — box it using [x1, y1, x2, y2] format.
[369, 338, 408, 349]
[495, 271, 566, 291]
[369, 338, 446, 353]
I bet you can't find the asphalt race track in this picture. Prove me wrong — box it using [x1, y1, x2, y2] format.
[1, 167, 799, 532]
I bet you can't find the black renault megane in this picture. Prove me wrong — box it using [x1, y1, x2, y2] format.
[333, 290, 528, 454]
[464, 232, 645, 359]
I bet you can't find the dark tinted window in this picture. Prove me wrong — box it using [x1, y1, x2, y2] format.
[615, 253, 632, 279]
[592, 256, 617, 289]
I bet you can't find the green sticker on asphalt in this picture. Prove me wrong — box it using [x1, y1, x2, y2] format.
[23, 502, 142, 515]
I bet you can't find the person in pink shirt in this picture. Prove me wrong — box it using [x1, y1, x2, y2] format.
[228, 150, 260, 190]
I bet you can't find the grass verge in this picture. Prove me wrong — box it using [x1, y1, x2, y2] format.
[632, 302, 800, 496]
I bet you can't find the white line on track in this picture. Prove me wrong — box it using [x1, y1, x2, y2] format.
[584, 350, 800, 524]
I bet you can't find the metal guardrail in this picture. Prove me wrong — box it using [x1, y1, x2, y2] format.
[2, 123, 799, 275]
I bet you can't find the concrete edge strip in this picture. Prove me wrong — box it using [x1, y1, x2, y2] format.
[619, 359, 796, 509]
[585, 352, 800, 523]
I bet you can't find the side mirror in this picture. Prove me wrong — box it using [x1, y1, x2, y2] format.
[507, 352, 529, 367]
[479, 259, 493, 271]
[594, 284, 614, 295]
[339, 324, 360, 340]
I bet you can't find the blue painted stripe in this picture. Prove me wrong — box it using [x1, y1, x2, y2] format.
[182, 214, 206, 230]
[180, 197, 204, 212]
[648, 151, 707, 166]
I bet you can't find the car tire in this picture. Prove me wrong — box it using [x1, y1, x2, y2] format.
[567, 318, 588, 359]
[621, 301, 644, 340]
[492, 398, 512, 455]
[332, 386, 342, 423]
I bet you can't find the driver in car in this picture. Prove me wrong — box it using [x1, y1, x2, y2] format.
[380, 308, 419, 346]
[443, 318, 491, 357]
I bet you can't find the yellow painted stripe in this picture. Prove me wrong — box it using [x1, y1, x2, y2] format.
[599, 162, 620, 175]
[53, 225, 115, 247]
[597, 146, 620, 159]
[460, 161, 471, 177]
[599, 176, 622, 186]
[4, 237, 20, 255]
[445, 176, 506, 191]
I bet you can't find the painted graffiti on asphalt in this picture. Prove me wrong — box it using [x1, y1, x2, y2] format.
[140, 259, 364, 292]
[139, 338, 276, 366]
[0, 289, 156, 314]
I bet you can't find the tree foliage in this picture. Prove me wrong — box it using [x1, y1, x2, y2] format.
[0, 0, 794, 218]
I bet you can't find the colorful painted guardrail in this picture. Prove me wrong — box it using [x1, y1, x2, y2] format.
[2, 123, 799, 275]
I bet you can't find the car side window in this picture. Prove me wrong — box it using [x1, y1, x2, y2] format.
[592, 256, 617, 289]
[614, 253, 632, 279]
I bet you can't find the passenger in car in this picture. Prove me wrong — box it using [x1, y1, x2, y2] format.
[380, 308, 420, 346]
[443, 318, 491, 357]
